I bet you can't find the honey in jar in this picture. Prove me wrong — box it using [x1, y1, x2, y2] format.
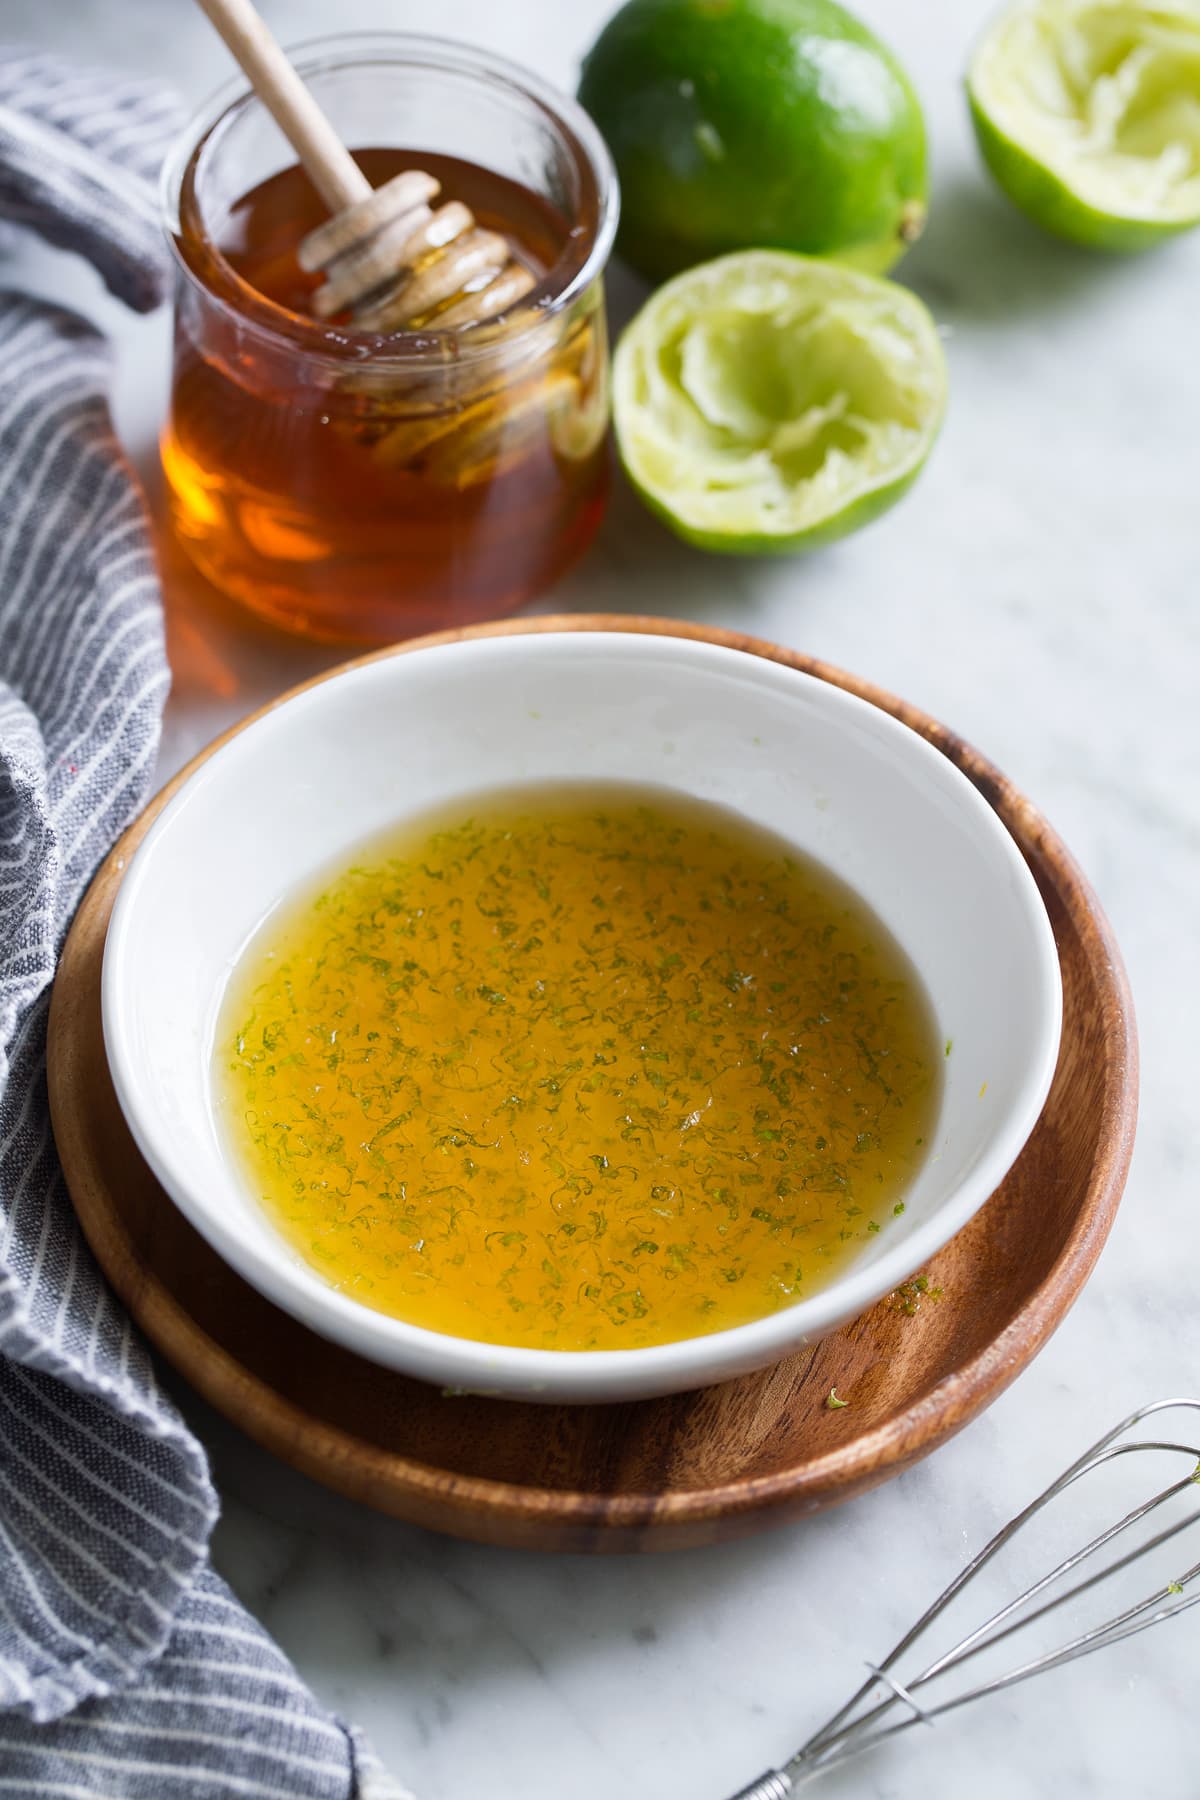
[161, 39, 618, 644]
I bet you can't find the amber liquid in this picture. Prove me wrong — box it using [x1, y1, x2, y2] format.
[217, 787, 938, 1352]
[165, 150, 609, 643]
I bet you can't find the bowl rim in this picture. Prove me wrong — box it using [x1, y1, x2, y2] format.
[101, 623, 1065, 1402]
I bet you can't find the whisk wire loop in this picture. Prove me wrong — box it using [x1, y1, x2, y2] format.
[725, 1400, 1200, 1797]
[861, 1663, 934, 1726]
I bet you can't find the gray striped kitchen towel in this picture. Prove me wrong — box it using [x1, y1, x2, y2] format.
[0, 52, 409, 1799]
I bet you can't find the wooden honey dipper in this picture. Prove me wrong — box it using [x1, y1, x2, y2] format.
[195, 0, 538, 332]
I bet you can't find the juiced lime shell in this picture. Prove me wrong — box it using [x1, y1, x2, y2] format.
[578, 0, 928, 281]
[968, 0, 1200, 252]
[612, 249, 947, 555]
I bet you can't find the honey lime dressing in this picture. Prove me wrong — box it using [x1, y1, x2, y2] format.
[216, 787, 939, 1351]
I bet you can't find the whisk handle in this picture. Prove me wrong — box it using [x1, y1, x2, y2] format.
[726, 1774, 793, 1800]
[193, 0, 371, 214]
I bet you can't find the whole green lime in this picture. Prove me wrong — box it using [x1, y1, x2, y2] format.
[578, 0, 929, 282]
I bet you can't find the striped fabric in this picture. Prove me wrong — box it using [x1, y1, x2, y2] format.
[0, 54, 408, 1799]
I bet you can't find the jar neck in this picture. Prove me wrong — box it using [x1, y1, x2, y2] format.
[162, 31, 619, 373]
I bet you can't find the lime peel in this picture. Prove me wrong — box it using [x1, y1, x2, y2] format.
[577, 0, 928, 282]
[613, 251, 946, 555]
[968, 0, 1200, 250]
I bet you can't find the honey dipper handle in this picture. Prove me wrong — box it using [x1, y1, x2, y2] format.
[193, 0, 370, 213]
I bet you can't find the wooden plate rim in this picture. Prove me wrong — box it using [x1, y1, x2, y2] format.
[49, 614, 1139, 1531]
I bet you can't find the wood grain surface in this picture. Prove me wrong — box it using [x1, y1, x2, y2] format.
[46, 616, 1138, 1552]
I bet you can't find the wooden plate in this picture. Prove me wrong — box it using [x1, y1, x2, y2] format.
[47, 617, 1137, 1552]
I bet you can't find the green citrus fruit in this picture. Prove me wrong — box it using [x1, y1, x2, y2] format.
[968, 0, 1200, 251]
[578, 0, 928, 282]
[612, 250, 947, 555]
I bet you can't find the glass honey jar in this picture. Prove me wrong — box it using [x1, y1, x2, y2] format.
[160, 35, 618, 644]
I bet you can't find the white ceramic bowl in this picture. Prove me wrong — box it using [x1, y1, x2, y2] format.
[103, 630, 1062, 1402]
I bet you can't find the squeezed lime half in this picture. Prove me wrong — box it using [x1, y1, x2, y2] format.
[968, 0, 1200, 251]
[612, 251, 946, 556]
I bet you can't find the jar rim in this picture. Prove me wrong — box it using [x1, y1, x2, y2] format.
[160, 30, 620, 368]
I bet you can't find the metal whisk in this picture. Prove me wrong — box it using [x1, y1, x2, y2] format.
[728, 1399, 1200, 1798]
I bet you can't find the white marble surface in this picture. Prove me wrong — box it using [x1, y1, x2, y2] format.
[4, 0, 1199, 1794]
